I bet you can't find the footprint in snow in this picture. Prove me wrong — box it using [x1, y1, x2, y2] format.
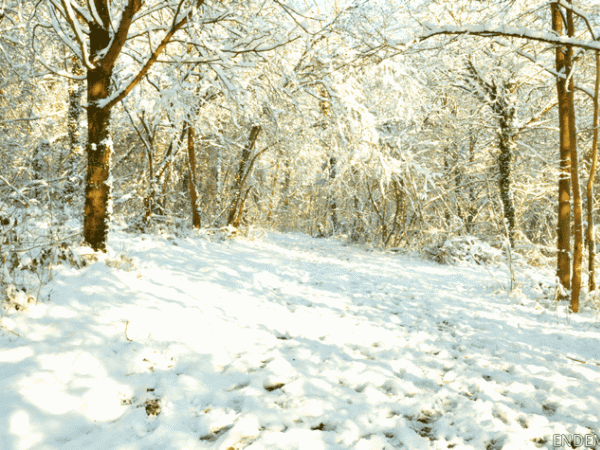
[542, 403, 558, 416]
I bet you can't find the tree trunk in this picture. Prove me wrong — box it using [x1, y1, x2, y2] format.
[464, 62, 517, 244]
[552, 2, 572, 300]
[566, 2, 582, 312]
[227, 125, 261, 226]
[65, 57, 84, 203]
[187, 124, 201, 228]
[83, 64, 112, 251]
[327, 156, 338, 233]
[497, 99, 517, 247]
[587, 51, 600, 293]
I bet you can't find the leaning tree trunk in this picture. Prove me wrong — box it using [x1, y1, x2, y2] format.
[227, 125, 261, 226]
[552, 2, 572, 301]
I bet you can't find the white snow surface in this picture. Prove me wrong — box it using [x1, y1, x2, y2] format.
[1, 229, 600, 450]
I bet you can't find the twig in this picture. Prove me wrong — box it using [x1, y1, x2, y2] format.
[0, 175, 30, 206]
[0, 319, 21, 338]
[124, 320, 133, 342]
[566, 355, 600, 366]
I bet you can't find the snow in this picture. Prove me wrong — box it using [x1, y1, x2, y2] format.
[2, 229, 600, 449]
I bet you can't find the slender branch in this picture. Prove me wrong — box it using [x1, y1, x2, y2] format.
[419, 23, 600, 52]
[104, 3, 203, 110]
[60, 0, 93, 68]
[491, 37, 595, 99]
[0, 176, 30, 206]
[69, 2, 92, 26]
[555, 0, 596, 40]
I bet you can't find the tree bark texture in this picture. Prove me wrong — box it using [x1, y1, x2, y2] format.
[65, 57, 84, 203]
[187, 124, 201, 228]
[566, 2, 582, 312]
[83, 20, 112, 251]
[227, 125, 261, 226]
[328, 156, 338, 233]
[587, 51, 600, 293]
[68, 0, 185, 250]
[496, 102, 517, 248]
[552, 2, 572, 300]
[464, 62, 517, 246]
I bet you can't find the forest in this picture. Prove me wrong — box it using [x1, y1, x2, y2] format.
[3, 2, 600, 449]
[2, 0, 600, 310]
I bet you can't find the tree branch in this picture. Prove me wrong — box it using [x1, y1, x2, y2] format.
[53, 1, 94, 68]
[419, 23, 600, 52]
[101, 0, 142, 72]
[104, 3, 203, 110]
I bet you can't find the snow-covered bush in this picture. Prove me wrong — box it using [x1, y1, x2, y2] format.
[424, 236, 503, 265]
[0, 199, 86, 310]
[3, 285, 35, 312]
[583, 290, 600, 312]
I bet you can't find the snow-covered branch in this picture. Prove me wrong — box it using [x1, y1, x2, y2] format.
[420, 23, 600, 52]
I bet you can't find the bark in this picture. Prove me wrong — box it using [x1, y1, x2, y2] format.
[327, 156, 338, 233]
[283, 158, 291, 210]
[465, 134, 478, 233]
[497, 116, 516, 248]
[318, 85, 338, 234]
[83, 2, 134, 251]
[552, 2, 572, 300]
[227, 125, 261, 226]
[83, 62, 112, 251]
[350, 167, 365, 242]
[69, 0, 185, 250]
[587, 51, 600, 293]
[566, 2, 582, 312]
[465, 62, 517, 245]
[123, 107, 159, 222]
[187, 124, 201, 228]
[65, 57, 84, 203]
[232, 188, 252, 228]
[385, 180, 403, 246]
[32, 141, 49, 199]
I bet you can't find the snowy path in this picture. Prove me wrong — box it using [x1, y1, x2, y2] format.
[1, 230, 600, 449]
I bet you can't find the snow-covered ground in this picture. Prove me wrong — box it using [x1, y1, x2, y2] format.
[1, 229, 600, 450]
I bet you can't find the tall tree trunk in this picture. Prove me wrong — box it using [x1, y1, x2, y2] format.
[587, 51, 600, 293]
[552, 2, 572, 300]
[84, 73, 112, 251]
[187, 124, 201, 228]
[566, 2, 582, 312]
[83, 22, 112, 252]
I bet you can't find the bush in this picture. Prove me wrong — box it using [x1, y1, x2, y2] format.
[425, 236, 503, 265]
